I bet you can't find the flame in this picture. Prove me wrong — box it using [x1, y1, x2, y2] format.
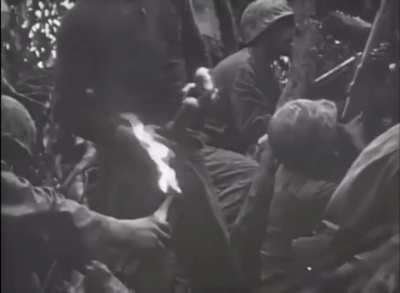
[124, 115, 181, 194]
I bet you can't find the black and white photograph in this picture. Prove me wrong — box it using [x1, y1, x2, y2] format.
[1, 0, 399, 292]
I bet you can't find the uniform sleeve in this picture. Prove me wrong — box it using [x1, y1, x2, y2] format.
[230, 64, 273, 149]
[324, 125, 400, 243]
[1, 170, 122, 262]
[264, 165, 338, 258]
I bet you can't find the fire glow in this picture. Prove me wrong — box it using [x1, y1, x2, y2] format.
[125, 115, 182, 195]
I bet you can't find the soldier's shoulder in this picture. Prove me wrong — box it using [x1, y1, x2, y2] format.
[213, 48, 252, 75]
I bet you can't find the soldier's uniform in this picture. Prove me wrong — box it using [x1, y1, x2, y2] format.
[206, 0, 293, 153]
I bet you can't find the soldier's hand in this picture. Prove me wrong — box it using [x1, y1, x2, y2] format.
[118, 216, 171, 254]
[101, 216, 171, 272]
[102, 216, 171, 273]
[84, 261, 130, 293]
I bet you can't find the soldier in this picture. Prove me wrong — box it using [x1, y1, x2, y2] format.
[1, 95, 171, 293]
[297, 123, 399, 292]
[324, 123, 399, 252]
[53, 0, 211, 222]
[206, 0, 294, 154]
[261, 99, 340, 278]
[54, 0, 210, 134]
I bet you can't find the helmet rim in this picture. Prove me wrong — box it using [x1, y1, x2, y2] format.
[240, 0, 294, 45]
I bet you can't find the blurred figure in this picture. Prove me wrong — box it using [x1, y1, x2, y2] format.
[55, 0, 210, 131]
[297, 123, 399, 293]
[325, 124, 399, 250]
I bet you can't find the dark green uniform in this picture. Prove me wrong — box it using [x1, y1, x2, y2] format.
[208, 48, 280, 153]
[1, 165, 133, 293]
[55, 0, 209, 139]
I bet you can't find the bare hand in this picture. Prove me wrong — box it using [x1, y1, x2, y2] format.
[118, 216, 171, 254]
[98, 215, 171, 273]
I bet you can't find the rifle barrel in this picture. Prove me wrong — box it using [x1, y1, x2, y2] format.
[314, 55, 358, 87]
[341, 0, 395, 120]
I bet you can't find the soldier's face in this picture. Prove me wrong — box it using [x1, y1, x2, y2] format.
[275, 25, 294, 56]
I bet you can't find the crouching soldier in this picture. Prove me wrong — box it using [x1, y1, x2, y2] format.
[1, 95, 172, 293]
[260, 99, 342, 278]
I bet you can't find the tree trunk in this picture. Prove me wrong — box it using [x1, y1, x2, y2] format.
[190, 0, 239, 64]
[276, 0, 321, 109]
[214, 0, 239, 55]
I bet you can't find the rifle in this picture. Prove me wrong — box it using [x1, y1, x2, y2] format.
[341, 0, 396, 121]
[313, 54, 359, 88]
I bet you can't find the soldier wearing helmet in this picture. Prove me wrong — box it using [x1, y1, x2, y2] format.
[266, 122, 399, 291]
[268, 99, 339, 171]
[205, 0, 294, 154]
[260, 98, 396, 279]
[240, 0, 294, 46]
[259, 99, 341, 277]
[1, 95, 172, 292]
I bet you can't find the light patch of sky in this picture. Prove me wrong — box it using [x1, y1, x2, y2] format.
[61, 0, 74, 10]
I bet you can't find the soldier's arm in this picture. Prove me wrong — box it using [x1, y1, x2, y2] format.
[2, 170, 170, 268]
[230, 64, 273, 150]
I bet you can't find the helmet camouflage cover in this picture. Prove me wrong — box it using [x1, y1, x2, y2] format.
[240, 0, 293, 44]
[1, 95, 37, 156]
[268, 99, 338, 166]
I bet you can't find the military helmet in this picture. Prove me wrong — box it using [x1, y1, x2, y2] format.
[268, 99, 338, 167]
[240, 0, 293, 45]
[1, 95, 37, 156]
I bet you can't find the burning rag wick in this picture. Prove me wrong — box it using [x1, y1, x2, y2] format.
[130, 122, 182, 194]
